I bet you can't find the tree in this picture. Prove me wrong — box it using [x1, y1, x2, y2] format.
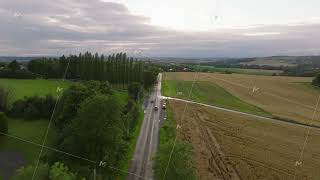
[12, 162, 82, 180]
[57, 95, 127, 178]
[12, 163, 49, 180]
[49, 162, 79, 180]
[54, 84, 91, 129]
[143, 71, 157, 89]
[0, 112, 8, 135]
[312, 73, 320, 87]
[8, 60, 20, 72]
[128, 82, 143, 101]
[0, 85, 13, 112]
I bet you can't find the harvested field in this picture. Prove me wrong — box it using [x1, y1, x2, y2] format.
[169, 100, 320, 180]
[163, 72, 320, 126]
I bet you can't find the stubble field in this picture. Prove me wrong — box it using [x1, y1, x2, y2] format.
[169, 100, 320, 180]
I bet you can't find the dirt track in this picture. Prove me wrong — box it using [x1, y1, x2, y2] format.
[169, 100, 320, 180]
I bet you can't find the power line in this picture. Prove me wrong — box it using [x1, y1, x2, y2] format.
[162, 63, 200, 180]
[292, 95, 320, 180]
[32, 57, 71, 179]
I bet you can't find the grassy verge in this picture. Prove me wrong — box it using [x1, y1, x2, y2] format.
[153, 104, 196, 180]
[162, 80, 271, 117]
[0, 78, 71, 101]
[117, 102, 144, 180]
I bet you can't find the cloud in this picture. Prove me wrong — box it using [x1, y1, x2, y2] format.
[0, 0, 320, 57]
[243, 32, 281, 37]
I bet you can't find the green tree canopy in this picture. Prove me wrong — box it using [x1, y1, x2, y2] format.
[0, 112, 8, 135]
[8, 60, 20, 72]
[312, 73, 320, 87]
[128, 82, 143, 101]
[57, 94, 127, 178]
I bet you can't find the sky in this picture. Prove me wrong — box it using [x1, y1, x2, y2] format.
[0, 0, 320, 57]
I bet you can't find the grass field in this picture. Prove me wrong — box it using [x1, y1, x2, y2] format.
[0, 78, 67, 179]
[163, 72, 320, 126]
[0, 78, 71, 101]
[162, 80, 270, 117]
[169, 100, 320, 179]
[0, 119, 53, 163]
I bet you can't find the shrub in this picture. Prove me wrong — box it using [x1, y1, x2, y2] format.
[49, 162, 77, 180]
[0, 69, 37, 79]
[312, 73, 320, 87]
[12, 163, 49, 180]
[0, 85, 13, 112]
[9, 95, 55, 119]
[24, 103, 40, 119]
[0, 112, 8, 135]
[10, 99, 26, 116]
[12, 162, 82, 180]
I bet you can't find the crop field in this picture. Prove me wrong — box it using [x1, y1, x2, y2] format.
[0, 78, 71, 101]
[163, 72, 320, 126]
[162, 80, 270, 117]
[168, 100, 320, 180]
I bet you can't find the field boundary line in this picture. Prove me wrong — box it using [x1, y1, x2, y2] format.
[292, 94, 320, 180]
[162, 64, 200, 180]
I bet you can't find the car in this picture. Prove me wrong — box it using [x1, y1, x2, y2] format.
[154, 105, 158, 110]
[162, 104, 166, 109]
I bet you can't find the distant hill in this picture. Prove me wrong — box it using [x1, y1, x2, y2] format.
[0, 56, 35, 62]
[238, 56, 320, 67]
[0, 56, 57, 62]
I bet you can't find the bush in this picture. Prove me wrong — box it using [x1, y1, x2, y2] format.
[0, 69, 37, 79]
[312, 73, 320, 87]
[12, 162, 82, 180]
[9, 95, 56, 119]
[0, 112, 8, 135]
[12, 163, 49, 180]
[10, 99, 26, 116]
[24, 103, 40, 119]
[49, 162, 78, 180]
[0, 85, 13, 112]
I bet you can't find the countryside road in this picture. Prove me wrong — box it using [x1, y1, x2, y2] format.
[164, 96, 320, 130]
[127, 74, 165, 180]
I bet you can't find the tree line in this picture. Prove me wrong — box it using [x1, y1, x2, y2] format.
[28, 52, 157, 89]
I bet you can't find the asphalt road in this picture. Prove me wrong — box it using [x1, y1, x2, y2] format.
[126, 74, 165, 180]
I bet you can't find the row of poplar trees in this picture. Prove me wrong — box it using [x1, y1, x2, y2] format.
[28, 52, 145, 86]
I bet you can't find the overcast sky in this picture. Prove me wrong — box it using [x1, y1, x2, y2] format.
[1, 0, 320, 57]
